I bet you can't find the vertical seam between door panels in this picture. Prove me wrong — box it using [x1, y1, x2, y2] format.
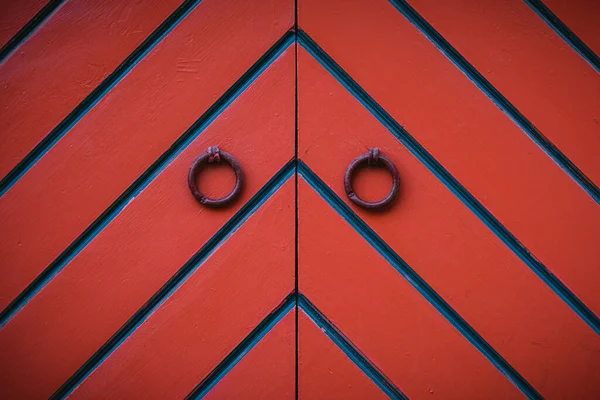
[523, 0, 600, 73]
[294, 0, 300, 398]
[0, 32, 295, 330]
[389, 0, 600, 204]
[0, 0, 205, 197]
[0, 0, 66, 62]
[298, 30, 600, 336]
[299, 162, 542, 399]
[51, 163, 295, 399]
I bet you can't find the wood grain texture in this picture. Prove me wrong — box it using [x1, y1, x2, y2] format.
[204, 311, 295, 400]
[407, 0, 600, 186]
[0, 48, 294, 399]
[0, 0, 294, 312]
[298, 48, 600, 399]
[0, 0, 184, 178]
[0, 0, 49, 48]
[298, 311, 388, 400]
[299, 0, 600, 318]
[298, 178, 522, 399]
[70, 181, 295, 400]
[542, 0, 600, 55]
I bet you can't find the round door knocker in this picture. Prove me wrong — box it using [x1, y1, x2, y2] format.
[344, 148, 400, 210]
[188, 146, 244, 208]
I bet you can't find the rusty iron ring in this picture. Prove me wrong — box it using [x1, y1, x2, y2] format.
[344, 148, 400, 210]
[188, 146, 244, 208]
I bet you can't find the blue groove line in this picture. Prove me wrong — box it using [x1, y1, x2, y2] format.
[389, 0, 600, 204]
[524, 0, 600, 73]
[298, 30, 600, 336]
[51, 162, 295, 399]
[0, 0, 66, 62]
[0, 32, 295, 330]
[299, 161, 542, 399]
[0, 0, 205, 196]
[187, 294, 296, 399]
[298, 294, 407, 400]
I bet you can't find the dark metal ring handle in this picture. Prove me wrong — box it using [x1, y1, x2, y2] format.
[344, 148, 400, 210]
[188, 146, 244, 208]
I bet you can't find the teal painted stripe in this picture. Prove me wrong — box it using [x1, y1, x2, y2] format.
[52, 162, 294, 399]
[524, 0, 600, 73]
[298, 30, 600, 336]
[0, 32, 294, 330]
[299, 161, 542, 399]
[299, 294, 407, 400]
[0, 0, 65, 62]
[389, 0, 600, 203]
[0, 0, 206, 196]
[187, 294, 296, 399]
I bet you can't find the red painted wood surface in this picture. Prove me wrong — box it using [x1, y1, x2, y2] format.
[70, 182, 294, 399]
[299, 0, 600, 318]
[408, 0, 600, 186]
[298, 311, 388, 400]
[0, 0, 48, 48]
[0, 0, 184, 178]
[0, 50, 294, 399]
[298, 48, 600, 398]
[0, 0, 293, 312]
[299, 178, 522, 399]
[543, 0, 600, 55]
[205, 311, 295, 400]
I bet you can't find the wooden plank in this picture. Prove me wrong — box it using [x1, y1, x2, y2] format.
[204, 311, 295, 400]
[0, 0, 49, 48]
[298, 0, 600, 318]
[0, 0, 184, 178]
[541, 0, 600, 56]
[0, 0, 294, 313]
[407, 0, 600, 186]
[69, 182, 294, 400]
[298, 311, 389, 400]
[0, 49, 294, 399]
[298, 48, 600, 399]
[298, 178, 522, 399]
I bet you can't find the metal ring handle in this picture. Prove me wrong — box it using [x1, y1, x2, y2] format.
[344, 148, 400, 210]
[188, 146, 244, 208]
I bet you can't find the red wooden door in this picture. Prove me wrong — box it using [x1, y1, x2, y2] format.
[0, 1, 599, 399]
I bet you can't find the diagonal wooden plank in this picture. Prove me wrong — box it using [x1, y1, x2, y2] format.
[404, 0, 600, 186]
[68, 181, 295, 399]
[0, 0, 294, 315]
[297, 46, 600, 398]
[298, 176, 524, 399]
[0, 47, 294, 399]
[0, 0, 185, 180]
[199, 306, 295, 400]
[0, 0, 55, 52]
[525, 0, 600, 69]
[298, 0, 600, 324]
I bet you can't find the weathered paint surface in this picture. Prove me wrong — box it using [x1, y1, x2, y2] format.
[408, 0, 600, 186]
[0, 0, 184, 178]
[204, 311, 295, 400]
[0, 48, 294, 399]
[0, 0, 49, 48]
[543, 0, 600, 55]
[70, 181, 294, 399]
[299, 0, 600, 319]
[298, 46, 600, 398]
[0, 0, 294, 313]
[298, 178, 522, 399]
[1, 0, 599, 398]
[298, 311, 388, 400]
